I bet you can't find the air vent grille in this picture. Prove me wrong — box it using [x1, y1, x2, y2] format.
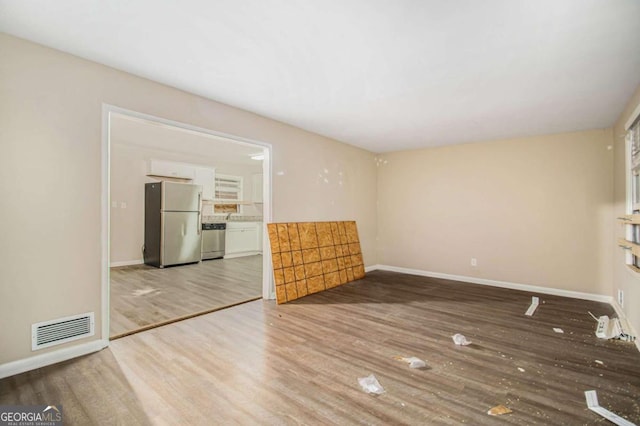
[32, 312, 95, 350]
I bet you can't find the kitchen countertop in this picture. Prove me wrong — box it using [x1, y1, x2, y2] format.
[202, 215, 263, 224]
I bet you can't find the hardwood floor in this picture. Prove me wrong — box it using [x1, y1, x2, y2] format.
[109, 255, 262, 338]
[2, 270, 639, 425]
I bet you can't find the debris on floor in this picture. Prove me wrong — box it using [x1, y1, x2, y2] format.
[524, 296, 539, 316]
[487, 405, 512, 416]
[394, 356, 427, 369]
[553, 327, 564, 333]
[590, 313, 637, 342]
[517, 367, 525, 372]
[584, 390, 636, 426]
[595, 360, 604, 365]
[358, 374, 385, 395]
[131, 287, 158, 297]
[452, 333, 471, 346]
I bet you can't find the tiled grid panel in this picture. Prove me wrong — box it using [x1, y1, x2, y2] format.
[267, 221, 366, 304]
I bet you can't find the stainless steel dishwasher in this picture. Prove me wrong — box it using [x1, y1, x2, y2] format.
[201, 222, 226, 260]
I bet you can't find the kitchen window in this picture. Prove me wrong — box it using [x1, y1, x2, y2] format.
[214, 174, 243, 214]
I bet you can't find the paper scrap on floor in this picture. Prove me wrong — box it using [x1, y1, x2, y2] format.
[525, 296, 539, 316]
[452, 333, 471, 346]
[487, 405, 512, 416]
[584, 390, 636, 426]
[553, 328, 564, 333]
[132, 288, 158, 297]
[358, 374, 385, 395]
[394, 356, 427, 369]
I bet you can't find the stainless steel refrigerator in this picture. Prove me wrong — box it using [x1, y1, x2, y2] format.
[144, 181, 202, 268]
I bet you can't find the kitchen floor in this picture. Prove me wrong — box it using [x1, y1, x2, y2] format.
[109, 255, 262, 338]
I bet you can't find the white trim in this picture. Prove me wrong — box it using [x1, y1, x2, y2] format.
[262, 147, 274, 300]
[101, 105, 111, 344]
[624, 136, 634, 264]
[370, 264, 612, 303]
[103, 105, 274, 150]
[623, 126, 638, 266]
[102, 103, 276, 342]
[625, 134, 633, 215]
[364, 264, 379, 273]
[0, 339, 107, 379]
[110, 259, 144, 267]
[610, 299, 625, 324]
[624, 101, 640, 131]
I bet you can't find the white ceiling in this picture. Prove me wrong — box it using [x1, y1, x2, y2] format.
[111, 114, 263, 166]
[1, 0, 639, 153]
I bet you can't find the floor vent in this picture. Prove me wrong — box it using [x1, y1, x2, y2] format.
[32, 312, 95, 351]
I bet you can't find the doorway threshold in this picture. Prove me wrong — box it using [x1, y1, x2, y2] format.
[109, 296, 262, 340]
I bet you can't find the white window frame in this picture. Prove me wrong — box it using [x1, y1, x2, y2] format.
[624, 103, 640, 269]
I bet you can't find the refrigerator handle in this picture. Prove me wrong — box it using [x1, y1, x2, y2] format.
[197, 192, 202, 235]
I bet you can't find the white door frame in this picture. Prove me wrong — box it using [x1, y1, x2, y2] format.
[101, 104, 274, 342]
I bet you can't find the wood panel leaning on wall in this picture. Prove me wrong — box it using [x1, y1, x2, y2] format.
[267, 221, 366, 303]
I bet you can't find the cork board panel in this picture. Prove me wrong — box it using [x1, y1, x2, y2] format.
[267, 221, 366, 304]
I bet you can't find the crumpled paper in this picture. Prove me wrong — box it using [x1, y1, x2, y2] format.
[452, 333, 471, 346]
[357, 374, 385, 395]
[394, 356, 427, 369]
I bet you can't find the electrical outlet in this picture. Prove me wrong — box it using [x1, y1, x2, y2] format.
[617, 289, 624, 308]
[470, 258, 477, 267]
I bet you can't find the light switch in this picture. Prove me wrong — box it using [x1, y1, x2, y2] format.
[111, 201, 117, 208]
[120, 202, 127, 209]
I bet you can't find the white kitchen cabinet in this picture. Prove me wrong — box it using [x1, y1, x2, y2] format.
[225, 222, 262, 258]
[252, 173, 263, 203]
[147, 159, 195, 180]
[194, 167, 215, 201]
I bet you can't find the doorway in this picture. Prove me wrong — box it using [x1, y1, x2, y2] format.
[101, 106, 273, 340]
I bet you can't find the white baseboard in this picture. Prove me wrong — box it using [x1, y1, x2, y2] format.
[369, 264, 612, 303]
[364, 265, 378, 273]
[110, 259, 143, 267]
[610, 299, 625, 320]
[0, 339, 108, 379]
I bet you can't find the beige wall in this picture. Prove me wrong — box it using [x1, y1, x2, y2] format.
[612, 82, 640, 337]
[0, 33, 378, 365]
[1, 30, 635, 370]
[110, 141, 263, 264]
[377, 129, 614, 295]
